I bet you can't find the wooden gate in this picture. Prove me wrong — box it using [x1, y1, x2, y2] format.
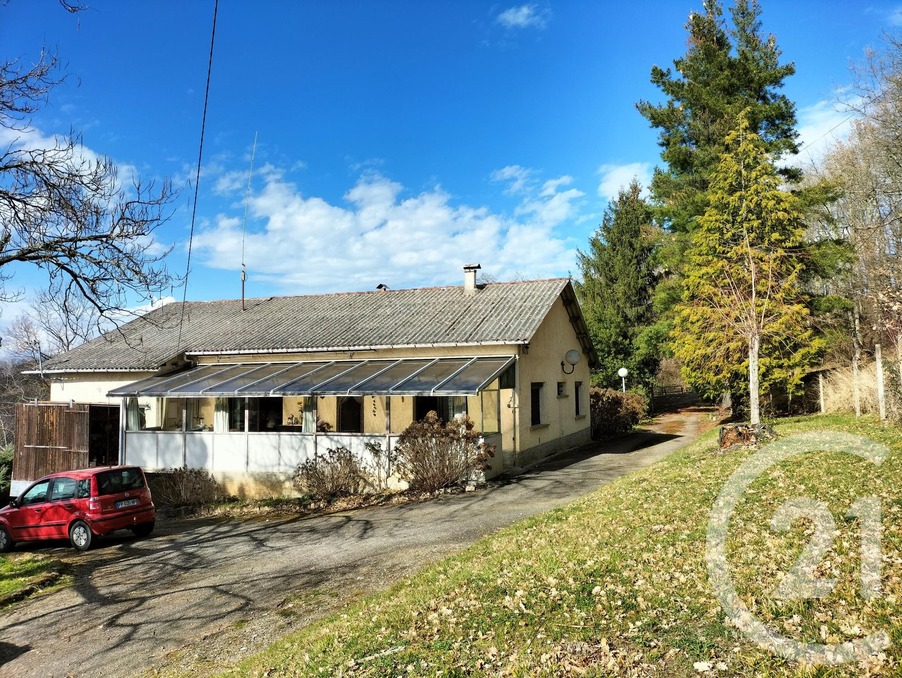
[13, 402, 118, 484]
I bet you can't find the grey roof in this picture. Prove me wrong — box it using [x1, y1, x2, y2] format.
[41, 278, 597, 373]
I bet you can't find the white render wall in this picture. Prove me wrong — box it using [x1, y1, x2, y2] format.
[50, 373, 164, 429]
[124, 430, 504, 498]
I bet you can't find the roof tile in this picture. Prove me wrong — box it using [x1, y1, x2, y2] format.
[43, 279, 576, 372]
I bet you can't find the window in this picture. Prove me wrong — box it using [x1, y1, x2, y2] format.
[479, 387, 501, 435]
[162, 398, 183, 431]
[96, 468, 146, 496]
[248, 397, 283, 432]
[415, 396, 468, 422]
[50, 477, 78, 501]
[21, 480, 50, 506]
[77, 479, 91, 499]
[557, 382, 566, 397]
[126, 397, 145, 431]
[227, 398, 244, 432]
[575, 381, 584, 417]
[530, 382, 544, 426]
[338, 397, 363, 433]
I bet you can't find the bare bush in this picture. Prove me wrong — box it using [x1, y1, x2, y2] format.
[590, 388, 648, 439]
[148, 467, 227, 507]
[393, 412, 495, 492]
[292, 447, 370, 500]
[362, 441, 394, 492]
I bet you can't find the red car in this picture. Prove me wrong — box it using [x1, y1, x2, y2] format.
[0, 466, 156, 552]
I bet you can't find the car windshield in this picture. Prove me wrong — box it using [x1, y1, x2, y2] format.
[95, 468, 145, 496]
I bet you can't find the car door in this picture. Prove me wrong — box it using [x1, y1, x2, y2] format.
[41, 477, 80, 539]
[6, 479, 51, 541]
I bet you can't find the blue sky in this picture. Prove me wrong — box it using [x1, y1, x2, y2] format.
[1, 0, 900, 316]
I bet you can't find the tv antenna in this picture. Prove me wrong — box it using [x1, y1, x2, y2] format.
[241, 131, 258, 311]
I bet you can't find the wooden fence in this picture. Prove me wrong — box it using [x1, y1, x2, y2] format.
[14, 402, 92, 481]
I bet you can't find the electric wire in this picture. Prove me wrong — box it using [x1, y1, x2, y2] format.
[177, 0, 219, 353]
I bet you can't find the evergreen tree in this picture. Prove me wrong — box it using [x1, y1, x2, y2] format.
[671, 113, 821, 424]
[636, 0, 798, 234]
[576, 181, 660, 388]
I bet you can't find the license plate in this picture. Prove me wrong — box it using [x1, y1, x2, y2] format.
[116, 498, 139, 509]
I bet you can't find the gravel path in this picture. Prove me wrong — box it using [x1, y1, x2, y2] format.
[0, 409, 710, 677]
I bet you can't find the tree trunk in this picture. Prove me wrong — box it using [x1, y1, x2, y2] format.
[876, 343, 887, 421]
[852, 302, 862, 417]
[749, 333, 761, 426]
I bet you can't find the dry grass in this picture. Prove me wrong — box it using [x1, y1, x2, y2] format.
[821, 362, 902, 420]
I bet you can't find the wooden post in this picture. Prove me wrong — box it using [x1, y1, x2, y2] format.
[818, 372, 825, 414]
[876, 344, 887, 421]
[897, 335, 902, 393]
[853, 303, 862, 417]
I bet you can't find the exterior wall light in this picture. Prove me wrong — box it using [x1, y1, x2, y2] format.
[561, 349, 581, 374]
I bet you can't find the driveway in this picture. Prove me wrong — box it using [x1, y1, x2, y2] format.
[0, 410, 707, 677]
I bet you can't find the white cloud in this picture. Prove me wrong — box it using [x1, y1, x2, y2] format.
[192, 169, 581, 294]
[496, 4, 550, 30]
[596, 162, 652, 202]
[213, 169, 248, 195]
[490, 164, 534, 195]
[887, 5, 902, 26]
[791, 98, 859, 169]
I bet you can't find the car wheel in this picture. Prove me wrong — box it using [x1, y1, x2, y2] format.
[131, 522, 154, 538]
[69, 520, 93, 551]
[0, 525, 12, 553]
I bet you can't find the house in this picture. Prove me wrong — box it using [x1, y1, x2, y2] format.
[14, 266, 598, 498]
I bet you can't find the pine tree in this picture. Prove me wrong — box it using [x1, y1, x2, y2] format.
[576, 181, 660, 387]
[636, 0, 798, 234]
[671, 113, 821, 424]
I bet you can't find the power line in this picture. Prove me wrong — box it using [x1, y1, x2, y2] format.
[177, 0, 219, 354]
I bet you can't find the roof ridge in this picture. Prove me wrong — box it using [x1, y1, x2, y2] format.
[169, 277, 571, 305]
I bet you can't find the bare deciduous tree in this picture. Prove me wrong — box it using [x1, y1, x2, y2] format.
[0, 48, 177, 330]
[7, 287, 102, 364]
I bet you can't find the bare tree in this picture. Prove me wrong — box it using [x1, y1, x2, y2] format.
[817, 35, 902, 358]
[0, 48, 177, 330]
[0, 359, 48, 448]
[6, 286, 101, 363]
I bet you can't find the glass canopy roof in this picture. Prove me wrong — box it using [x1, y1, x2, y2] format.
[108, 356, 515, 398]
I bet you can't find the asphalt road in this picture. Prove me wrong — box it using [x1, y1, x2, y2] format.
[0, 412, 704, 677]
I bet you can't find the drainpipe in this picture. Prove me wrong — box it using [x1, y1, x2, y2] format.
[384, 396, 392, 474]
[182, 399, 188, 467]
[119, 398, 127, 464]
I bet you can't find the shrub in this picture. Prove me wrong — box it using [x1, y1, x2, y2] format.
[0, 444, 12, 502]
[589, 388, 647, 439]
[292, 447, 369, 500]
[362, 441, 394, 493]
[148, 467, 227, 507]
[393, 412, 495, 492]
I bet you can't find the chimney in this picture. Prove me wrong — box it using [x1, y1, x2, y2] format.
[463, 263, 481, 296]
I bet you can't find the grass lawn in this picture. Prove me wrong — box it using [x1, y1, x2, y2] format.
[230, 414, 901, 676]
[0, 553, 66, 605]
